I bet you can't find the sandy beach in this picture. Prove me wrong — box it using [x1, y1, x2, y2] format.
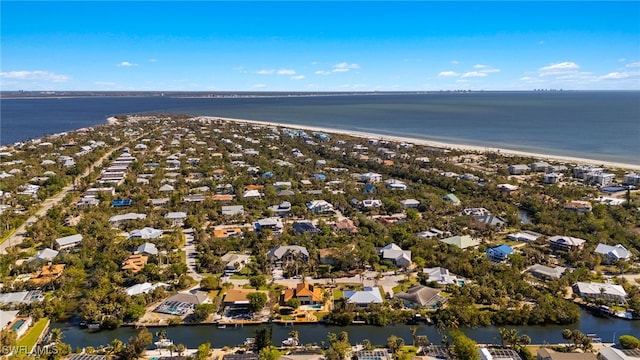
[208, 116, 640, 172]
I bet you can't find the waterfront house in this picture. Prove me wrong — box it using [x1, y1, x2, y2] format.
[355, 350, 392, 360]
[594, 243, 632, 263]
[528, 264, 566, 280]
[544, 173, 563, 184]
[549, 235, 586, 251]
[222, 289, 266, 309]
[479, 348, 522, 360]
[394, 285, 445, 309]
[508, 164, 530, 175]
[440, 235, 480, 249]
[344, 287, 384, 306]
[597, 347, 640, 360]
[281, 282, 324, 306]
[573, 282, 627, 304]
[623, 173, 640, 185]
[0, 310, 32, 338]
[537, 347, 596, 360]
[54, 234, 83, 250]
[486, 244, 514, 262]
[379, 243, 412, 268]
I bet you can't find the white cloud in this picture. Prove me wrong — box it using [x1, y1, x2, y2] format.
[472, 64, 500, 73]
[117, 61, 137, 67]
[539, 62, 579, 76]
[148, 58, 158, 63]
[599, 72, 638, 80]
[450, 60, 459, 65]
[277, 69, 296, 75]
[291, 75, 305, 80]
[438, 71, 459, 77]
[332, 62, 360, 73]
[473, 64, 488, 69]
[256, 69, 275, 75]
[625, 62, 640, 68]
[315, 70, 332, 76]
[311, 61, 319, 65]
[0, 70, 69, 82]
[461, 71, 487, 78]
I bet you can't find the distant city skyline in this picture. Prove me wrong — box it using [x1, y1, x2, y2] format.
[1, 1, 639, 91]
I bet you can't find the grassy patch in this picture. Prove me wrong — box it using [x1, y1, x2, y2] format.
[17, 318, 49, 352]
[230, 274, 248, 280]
[315, 311, 329, 321]
[333, 289, 343, 299]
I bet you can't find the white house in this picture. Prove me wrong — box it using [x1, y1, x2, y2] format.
[165, 211, 187, 226]
[55, 234, 83, 250]
[573, 282, 627, 304]
[380, 243, 412, 268]
[307, 200, 334, 214]
[594, 243, 632, 263]
[360, 172, 382, 183]
[400, 199, 420, 209]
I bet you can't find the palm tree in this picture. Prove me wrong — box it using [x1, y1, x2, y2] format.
[410, 326, 418, 347]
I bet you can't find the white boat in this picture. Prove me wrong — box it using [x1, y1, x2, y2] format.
[244, 338, 255, 346]
[154, 338, 174, 348]
[282, 337, 299, 346]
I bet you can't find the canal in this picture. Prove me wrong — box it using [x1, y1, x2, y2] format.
[53, 310, 639, 349]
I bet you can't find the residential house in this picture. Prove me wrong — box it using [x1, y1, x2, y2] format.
[573, 282, 627, 304]
[0, 291, 44, 306]
[149, 198, 170, 207]
[155, 292, 209, 315]
[213, 227, 244, 239]
[528, 264, 567, 280]
[273, 182, 293, 190]
[486, 244, 514, 262]
[30, 248, 59, 262]
[462, 207, 491, 216]
[537, 348, 596, 360]
[363, 183, 377, 194]
[268, 201, 292, 217]
[267, 245, 310, 268]
[212, 194, 235, 202]
[479, 348, 522, 360]
[343, 287, 384, 306]
[400, 199, 420, 209]
[221, 253, 251, 274]
[360, 172, 383, 183]
[0, 310, 32, 338]
[395, 285, 446, 309]
[623, 173, 640, 185]
[128, 227, 163, 239]
[442, 193, 461, 206]
[564, 200, 592, 213]
[222, 289, 265, 309]
[422, 267, 468, 286]
[281, 282, 324, 305]
[136, 242, 159, 256]
[386, 179, 407, 190]
[440, 235, 480, 249]
[109, 213, 147, 226]
[111, 199, 132, 207]
[254, 217, 284, 233]
[497, 184, 519, 193]
[221, 205, 245, 216]
[597, 347, 640, 360]
[125, 282, 170, 296]
[475, 214, 506, 228]
[594, 243, 632, 263]
[416, 228, 445, 239]
[165, 211, 187, 226]
[30, 264, 65, 285]
[549, 235, 586, 251]
[318, 248, 340, 265]
[333, 218, 358, 234]
[159, 184, 175, 192]
[243, 189, 262, 199]
[54, 234, 83, 250]
[361, 199, 383, 209]
[122, 254, 148, 273]
[544, 173, 563, 184]
[307, 200, 334, 214]
[293, 221, 320, 234]
[509, 164, 530, 175]
[508, 230, 543, 242]
[530, 161, 551, 172]
[355, 350, 392, 360]
[379, 243, 412, 268]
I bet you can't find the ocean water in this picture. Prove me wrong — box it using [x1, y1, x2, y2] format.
[1, 92, 639, 164]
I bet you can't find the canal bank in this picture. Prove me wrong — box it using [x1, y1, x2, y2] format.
[52, 310, 639, 349]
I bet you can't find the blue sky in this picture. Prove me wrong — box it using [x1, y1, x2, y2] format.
[1, 1, 639, 91]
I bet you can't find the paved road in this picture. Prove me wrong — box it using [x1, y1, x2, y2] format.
[0, 144, 130, 254]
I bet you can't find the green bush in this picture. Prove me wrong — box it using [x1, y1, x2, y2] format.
[620, 335, 640, 349]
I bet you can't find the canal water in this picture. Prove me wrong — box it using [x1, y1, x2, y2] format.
[53, 310, 639, 349]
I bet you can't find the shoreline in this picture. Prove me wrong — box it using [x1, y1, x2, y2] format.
[208, 116, 640, 171]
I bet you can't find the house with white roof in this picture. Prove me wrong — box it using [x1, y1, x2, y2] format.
[594, 243, 632, 263]
[30, 248, 59, 262]
[379, 243, 412, 268]
[573, 282, 627, 304]
[528, 264, 566, 280]
[125, 282, 169, 296]
[221, 205, 245, 216]
[165, 212, 187, 226]
[243, 189, 262, 199]
[136, 242, 159, 256]
[400, 199, 420, 209]
[422, 267, 468, 286]
[361, 199, 383, 209]
[307, 200, 334, 214]
[55, 234, 83, 250]
[128, 227, 163, 239]
[109, 213, 147, 226]
[507, 231, 543, 242]
[360, 172, 383, 183]
[221, 253, 251, 274]
[254, 217, 284, 233]
[344, 287, 384, 306]
[549, 235, 586, 251]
